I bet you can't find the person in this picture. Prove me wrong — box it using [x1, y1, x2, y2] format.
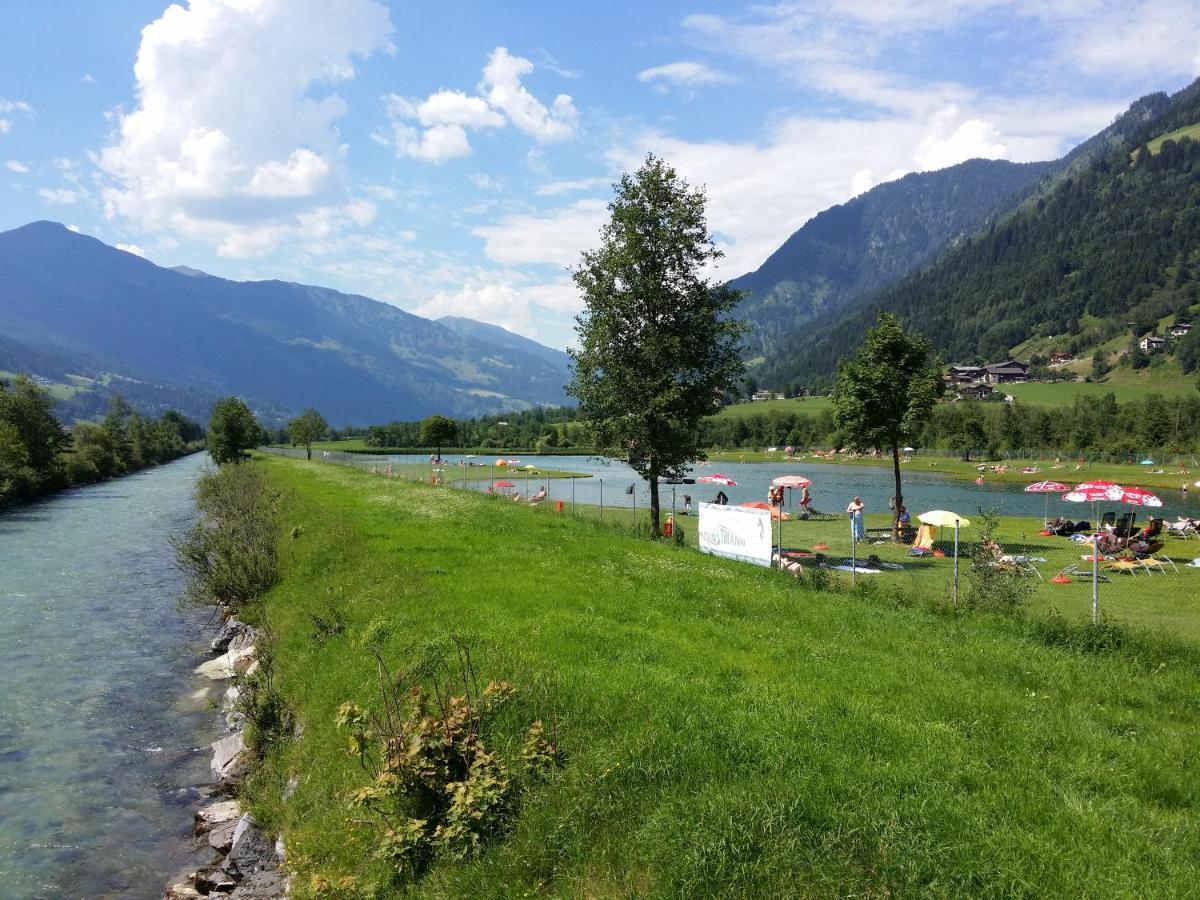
[847, 496, 866, 542]
[683, 494, 692, 515]
[715, 490, 729, 506]
[800, 485, 813, 514]
[529, 485, 547, 505]
[897, 505, 911, 527]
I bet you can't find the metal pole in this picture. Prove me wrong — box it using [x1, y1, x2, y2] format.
[571, 477, 576, 515]
[953, 521, 960, 607]
[1092, 531, 1100, 624]
[599, 479, 604, 522]
[851, 516, 857, 588]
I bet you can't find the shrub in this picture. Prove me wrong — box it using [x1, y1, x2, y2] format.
[966, 511, 1035, 615]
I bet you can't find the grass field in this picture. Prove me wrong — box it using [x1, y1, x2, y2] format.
[1145, 121, 1200, 155]
[245, 455, 1200, 897]
[1004, 373, 1197, 406]
[713, 396, 834, 419]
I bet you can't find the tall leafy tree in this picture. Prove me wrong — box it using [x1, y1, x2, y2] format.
[834, 313, 942, 535]
[569, 154, 746, 535]
[0, 375, 68, 500]
[207, 397, 261, 465]
[418, 415, 458, 459]
[288, 408, 329, 460]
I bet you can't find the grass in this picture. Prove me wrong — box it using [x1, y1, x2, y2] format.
[713, 396, 834, 419]
[1004, 372, 1197, 406]
[245, 455, 1200, 897]
[1143, 122, 1200, 156]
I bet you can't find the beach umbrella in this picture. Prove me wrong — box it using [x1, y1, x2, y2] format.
[1064, 480, 1122, 524]
[784, 445, 795, 455]
[697, 473, 737, 486]
[1140, 458, 1155, 465]
[918, 511, 971, 605]
[771, 475, 812, 489]
[739, 500, 790, 520]
[1024, 480, 1070, 527]
[1110, 485, 1163, 507]
[491, 480, 514, 491]
[495, 458, 508, 467]
[903, 446, 916, 452]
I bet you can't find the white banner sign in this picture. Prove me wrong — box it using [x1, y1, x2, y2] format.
[698, 502, 772, 567]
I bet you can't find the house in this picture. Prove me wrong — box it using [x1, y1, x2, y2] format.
[1169, 322, 1192, 338]
[1048, 350, 1074, 365]
[1139, 335, 1167, 353]
[751, 390, 783, 402]
[959, 381, 994, 400]
[983, 360, 1029, 383]
[947, 365, 986, 383]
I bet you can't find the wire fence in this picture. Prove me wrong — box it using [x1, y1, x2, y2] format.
[260, 446, 1200, 637]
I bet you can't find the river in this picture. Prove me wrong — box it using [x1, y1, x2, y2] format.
[0, 453, 217, 898]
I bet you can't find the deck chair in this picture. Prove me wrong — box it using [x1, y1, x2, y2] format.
[1137, 556, 1179, 574]
[1056, 564, 1110, 583]
[1103, 558, 1142, 576]
[1100, 511, 1116, 529]
[1113, 512, 1136, 540]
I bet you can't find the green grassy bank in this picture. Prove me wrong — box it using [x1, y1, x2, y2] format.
[246, 456, 1200, 897]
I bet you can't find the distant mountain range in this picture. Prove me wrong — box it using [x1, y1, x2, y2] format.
[738, 81, 1200, 389]
[0, 222, 571, 425]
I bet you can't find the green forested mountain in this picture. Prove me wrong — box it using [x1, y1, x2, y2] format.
[759, 81, 1200, 388]
[729, 158, 1056, 358]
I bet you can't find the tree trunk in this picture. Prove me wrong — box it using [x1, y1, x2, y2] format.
[891, 442, 903, 539]
[649, 475, 661, 536]
[306, 444, 312, 460]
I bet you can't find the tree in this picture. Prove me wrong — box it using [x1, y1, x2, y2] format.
[288, 408, 329, 460]
[418, 414, 458, 460]
[1129, 335, 1150, 370]
[207, 397, 261, 465]
[568, 154, 746, 536]
[0, 375, 68, 499]
[834, 313, 942, 536]
[1091, 349, 1110, 380]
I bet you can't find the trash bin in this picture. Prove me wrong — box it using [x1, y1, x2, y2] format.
[555, 500, 565, 513]
[663, 516, 674, 538]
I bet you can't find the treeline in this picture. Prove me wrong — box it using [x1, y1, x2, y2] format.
[356, 406, 591, 452]
[699, 391, 1200, 457]
[0, 374, 204, 508]
[761, 79, 1200, 389]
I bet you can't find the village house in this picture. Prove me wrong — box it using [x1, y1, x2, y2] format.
[947, 365, 986, 383]
[1048, 350, 1074, 365]
[1139, 335, 1168, 353]
[751, 389, 784, 402]
[1168, 322, 1192, 338]
[983, 360, 1029, 383]
[958, 381, 994, 400]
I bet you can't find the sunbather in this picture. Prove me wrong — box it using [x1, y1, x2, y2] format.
[529, 486, 547, 505]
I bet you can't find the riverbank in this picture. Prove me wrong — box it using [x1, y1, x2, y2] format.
[707, 449, 1200, 491]
[239, 454, 1200, 896]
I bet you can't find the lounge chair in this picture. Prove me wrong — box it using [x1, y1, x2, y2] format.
[1100, 511, 1116, 530]
[1135, 556, 1178, 575]
[1167, 519, 1199, 539]
[1112, 512, 1136, 540]
[1102, 559, 1142, 576]
[1055, 564, 1110, 583]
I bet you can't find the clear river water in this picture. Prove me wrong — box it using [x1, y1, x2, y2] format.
[0, 453, 217, 899]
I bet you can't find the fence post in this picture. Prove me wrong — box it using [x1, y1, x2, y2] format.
[599, 479, 604, 522]
[1092, 531, 1100, 625]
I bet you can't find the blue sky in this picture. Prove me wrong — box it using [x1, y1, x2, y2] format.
[2, 1, 1199, 350]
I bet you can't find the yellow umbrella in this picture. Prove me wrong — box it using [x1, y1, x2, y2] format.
[918, 510, 970, 527]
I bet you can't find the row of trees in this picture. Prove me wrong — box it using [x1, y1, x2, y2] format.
[0, 375, 204, 507]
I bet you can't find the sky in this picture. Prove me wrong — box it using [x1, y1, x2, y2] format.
[2, 1, 1199, 350]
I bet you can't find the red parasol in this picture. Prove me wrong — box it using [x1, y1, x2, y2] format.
[697, 473, 737, 486]
[739, 500, 790, 520]
[771, 475, 812, 489]
[1110, 485, 1163, 507]
[491, 480, 515, 489]
[1025, 480, 1070, 527]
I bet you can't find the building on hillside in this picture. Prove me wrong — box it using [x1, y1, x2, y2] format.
[751, 390, 784, 402]
[1048, 350, 1075, 365]
[958, 381, 994, 400]
[947, 365, 986, 383]
[983, 360, 1029, 383]
[1169, 322, 1192, 338]
[1139, 335, 1168, 353]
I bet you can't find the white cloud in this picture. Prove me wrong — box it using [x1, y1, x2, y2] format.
[82, 73, 95, 84]
[116, 242, 147, 257]
[915, 110, 1008, 170]
[386, 47, 578, 163]
[637, 61, 731, 88]
[96, 0, 393, 257]
[472, 198, 606, 268]
[481, 48, 578, 142]
[0, 97, 34, 134]
[5, 160, 29, 173]
[535, 176, 610, 196]
[414, 277, 581, 340]
[39, 187, 82, 205]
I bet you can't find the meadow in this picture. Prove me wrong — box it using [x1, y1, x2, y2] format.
[245, 454, 1200, 898]
[712, 396, 835, 419]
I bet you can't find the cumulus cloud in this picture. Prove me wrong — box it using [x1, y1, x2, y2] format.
[5, 160, 29, 173]
[95, 0, 393, 257]
[915, 110, 1008, 170]
[0, 97, 34, 134]
[472, 198, 606, 268]
[414, 277, 580, 341]
[116, 242, 147, 257]
[535, 176, 610, 196]
[385, 47, 578, 163]
[637, 61, 731, 88]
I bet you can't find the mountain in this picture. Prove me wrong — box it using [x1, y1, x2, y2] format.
[0, 222, 572, 425]
[754, 81, 1200, 387]
[729, 157, 1057, 360]
[438, 316, 571, 369]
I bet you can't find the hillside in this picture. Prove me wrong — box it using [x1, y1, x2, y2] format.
[729, 158, 1056, 359]
[0, 222, 571, 425]
[758, 81, 1200, 387]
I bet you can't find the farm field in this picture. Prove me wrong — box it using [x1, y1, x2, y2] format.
[1004, 374, 1196, 406]
[713, 396, 835, 419]
[245, 454, 1200, 897]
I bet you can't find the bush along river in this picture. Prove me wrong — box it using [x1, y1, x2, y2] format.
[0, 452, 223, 898]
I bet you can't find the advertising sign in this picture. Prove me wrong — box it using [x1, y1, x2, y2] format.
[697, 502, 772, 567]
